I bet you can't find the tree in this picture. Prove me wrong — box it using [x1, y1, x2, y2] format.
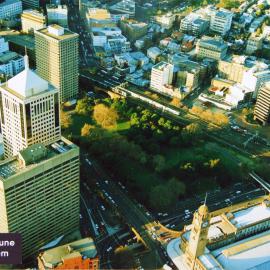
[75, 97, 91, 116]
[81, 123, 94, 137]
[93, 103, 119, 128]
[60, 111, 72, 129]
[170, 97, 182, 107]
[182, 123, 202, 143]
[150, 185, 171, 210]
[152, 154, 166, 172]
[167, 178, 186, 197]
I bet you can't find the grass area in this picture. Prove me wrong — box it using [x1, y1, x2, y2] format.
[108, 120, 131, 133]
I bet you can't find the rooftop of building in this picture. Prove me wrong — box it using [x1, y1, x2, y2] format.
[215, 9, 233, 18]
[36, 25, 78, 40]
[0, 138, 77, 181]
[5, 34, 35, 50]
[0, 50, 21, 64]
[22, 9, 45, 17]
[40, 238, 97, 268]
[153, 61, 172, 71]
[198, 37, 228, 50]
[46, 4, 67, 10]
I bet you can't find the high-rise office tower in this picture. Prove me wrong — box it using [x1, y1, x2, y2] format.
[35, 25, 79, 103]
[0, 55, 61, 158]
[254, 82, 270, 125]
[0, 138, 80, 258]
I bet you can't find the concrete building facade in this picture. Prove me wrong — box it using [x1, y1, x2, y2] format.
[46, 5, 68, 28]
[196, 37, 228, 61]
[150, 61, 173, 92]
[0, 0, 22, 20]
[21, 9, 47, 34]
[210, 9, 232, 35]
[0, 138, 80, 258]
[35, 25, 79, 102]
[0, 55, 61, 157]
[254, 82, 270, 125]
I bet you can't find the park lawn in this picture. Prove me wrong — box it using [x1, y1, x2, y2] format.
[107, 120, 131, 133]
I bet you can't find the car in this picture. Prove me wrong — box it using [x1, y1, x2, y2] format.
[158, 213, 163, 216]
[184, 209, 190, 213]
[236, 190, 241, 194]
[95, 224, 99, 229]
[163, 213, 168, 217]
[79, 214, 82, 219]
[105, 180, 109, 184]
[171, 224, 176, 228]
[101, 205, 105, 211]
[111, 199, 115, 204]
[146, 212, 150, 216]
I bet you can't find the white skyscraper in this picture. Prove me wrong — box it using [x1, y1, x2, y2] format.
[0, 55, 61, 157]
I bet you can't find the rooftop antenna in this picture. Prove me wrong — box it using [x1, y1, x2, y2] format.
[24, 46, 29, 70]
[204, 192, 208, 205]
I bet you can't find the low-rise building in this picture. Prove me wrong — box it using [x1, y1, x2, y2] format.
[119, 19, 148, 42]
[245, 33, 264, 55]
[47, 5, 68, 28]
[254, 82, 270, 125]
[155, 13, 175, 29]
[91, 27, 130, 56]
[38, 238, 99, 270]
[0, 50, 24, 76]
[0, 0, 22, 20]
[21, 9, 46, 34]
[196, 37, 228, 60]
[147, 47, 161, 63]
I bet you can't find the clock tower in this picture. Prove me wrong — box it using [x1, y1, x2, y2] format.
[185, 203, 210, 269]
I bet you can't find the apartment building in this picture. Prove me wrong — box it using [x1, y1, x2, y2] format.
[210, 8, 233, 35]
[35, 25, 79, 102]
[150, 61, 173, 92]
[0, 0, 22, 20]
[254, 82, 270, 125]
[245, 34, 263, 55]
[21, 9, 47, 34]
[196, 37, 228, 60]
[218, 56, 249, 83]
[180, 14, 209, 37]
[0, 55, 61, 157]
[0, 138, 80, 258]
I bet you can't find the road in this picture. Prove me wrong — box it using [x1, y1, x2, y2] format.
[81, 154, 172, 269]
